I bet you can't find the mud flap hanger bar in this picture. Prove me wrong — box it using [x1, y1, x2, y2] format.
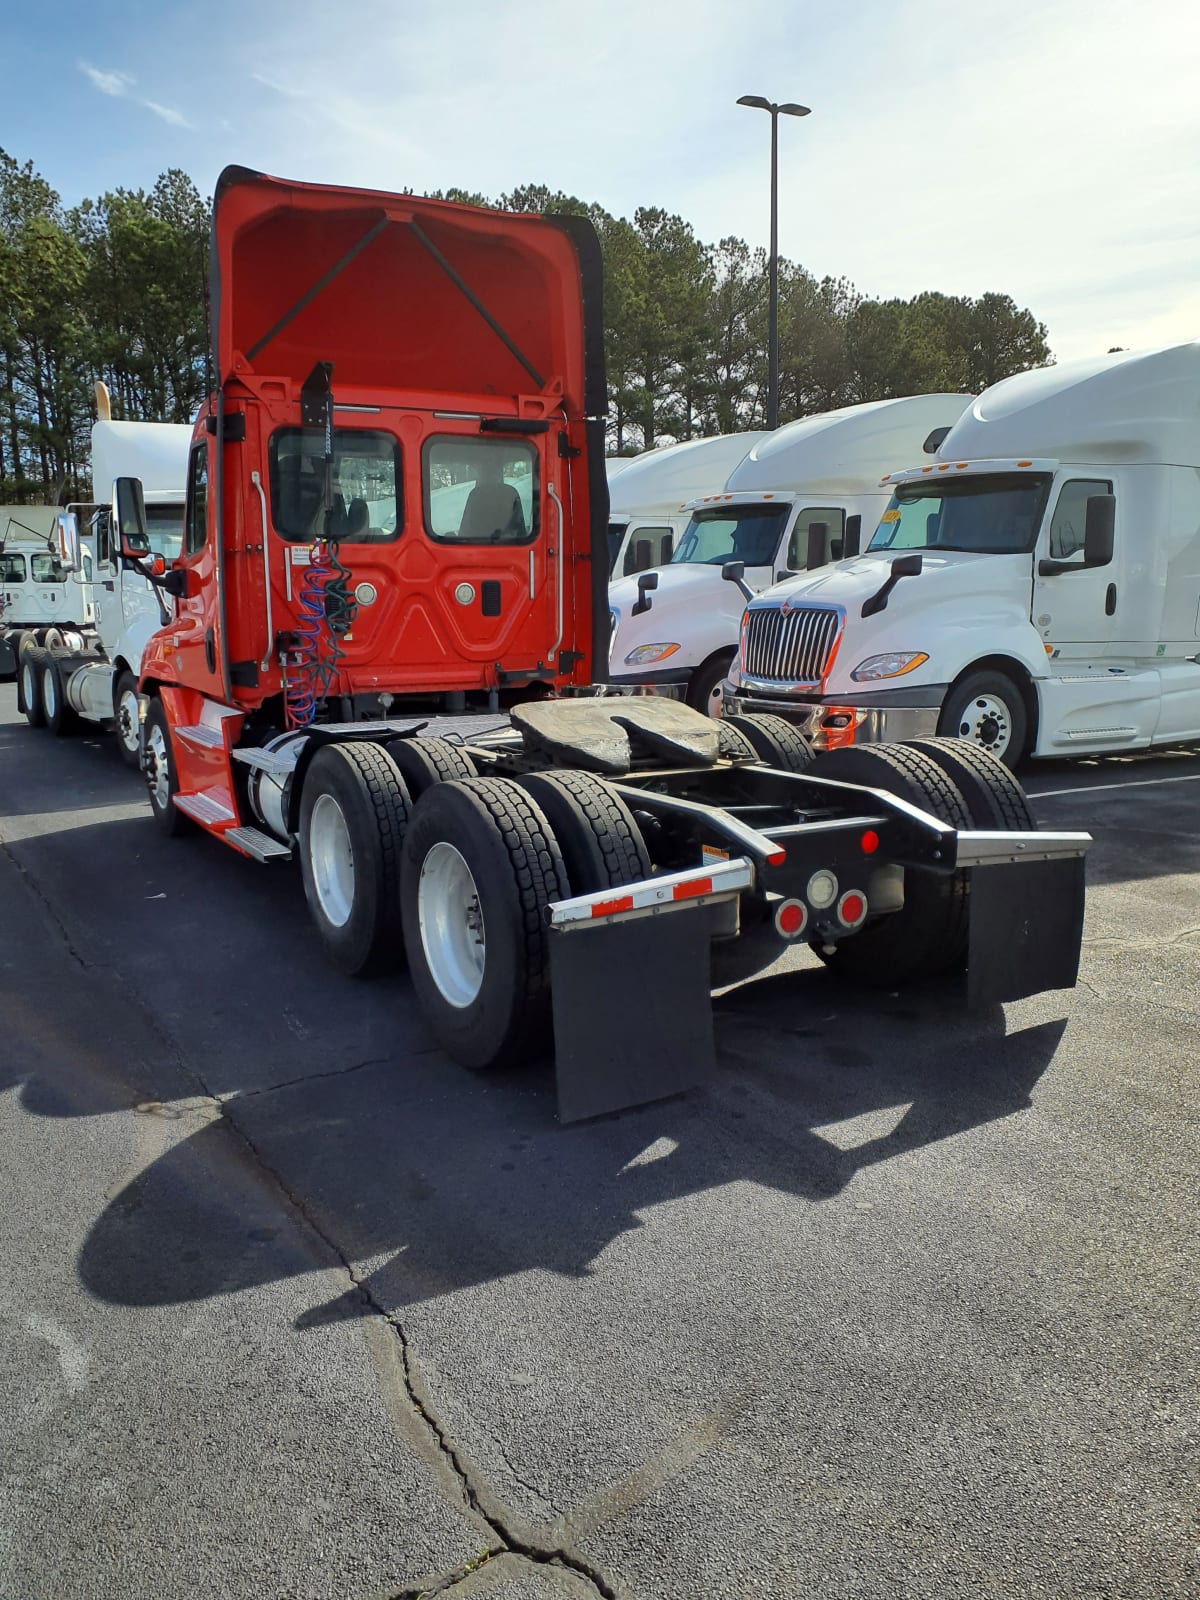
[547, 859, 753, 1124]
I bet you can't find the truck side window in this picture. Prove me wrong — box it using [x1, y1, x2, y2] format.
[622, 525, 673, 575]
[1049, 479, 1112, 560]
[787, 506, 845, 569]
[31, 553, 68, 583]
[423, 437, 537, 545]
[185, 445, 209, 556]
[270, 428, 402, 543]
[0, 553, 26, 582]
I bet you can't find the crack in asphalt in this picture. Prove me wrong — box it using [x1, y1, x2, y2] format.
[219, 1054, 418, 1101]
[218, 1102, 621, 1600]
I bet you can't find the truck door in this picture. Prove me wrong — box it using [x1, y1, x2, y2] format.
[1031, 478, 1115, 653]
[1, 551, 27, 622]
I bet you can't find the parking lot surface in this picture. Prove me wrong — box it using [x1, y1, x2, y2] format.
[1, 684, 1197, 1600]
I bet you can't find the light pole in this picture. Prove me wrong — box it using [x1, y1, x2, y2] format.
[736, 95, 810, 431]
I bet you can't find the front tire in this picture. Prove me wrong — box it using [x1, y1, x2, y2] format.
[113, 671, 142, 768]
[401, 777, 567, 1071]
[686, 650, 735, 718]
[142, 697, 191, 837]
[937, 670, 1028, 768]
[298, 742, 412, 977]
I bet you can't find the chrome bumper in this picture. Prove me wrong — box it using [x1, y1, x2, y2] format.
[723, 693, 941, 746]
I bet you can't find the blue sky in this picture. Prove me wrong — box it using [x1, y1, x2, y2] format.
[3, 0, 1199, 361]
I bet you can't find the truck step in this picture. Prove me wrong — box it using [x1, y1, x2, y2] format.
[231, 746, 296, 776]
[174, 791, 236, 826]
[175, 723, 225, 750]
[224, 825, 292, 862]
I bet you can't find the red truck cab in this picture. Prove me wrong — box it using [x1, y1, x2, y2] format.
[138, 166, 607, 732]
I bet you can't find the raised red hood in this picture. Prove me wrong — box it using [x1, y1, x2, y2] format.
[209, 166, 604, 416]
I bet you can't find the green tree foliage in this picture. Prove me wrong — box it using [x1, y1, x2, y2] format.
[0, 146, 1053, 499]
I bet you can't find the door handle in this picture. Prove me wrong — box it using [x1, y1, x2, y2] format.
[1105, 583, 1117, 616]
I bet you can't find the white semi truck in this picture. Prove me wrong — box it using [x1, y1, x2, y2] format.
[17, 390, 191, 764]
[0, 506, 97, 676]
[608, 395, 971, 715]
[606, 431, 767, 580]
[724, 342, 1200, 765]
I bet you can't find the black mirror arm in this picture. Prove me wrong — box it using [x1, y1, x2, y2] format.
[861, 553, 923, 618]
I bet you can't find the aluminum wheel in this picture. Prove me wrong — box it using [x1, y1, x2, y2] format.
[116, 686, 140, 756]
[21, 660, 37, 709]
[308, 792, 355, 929]
[145, 723, 171, 812]
[41, 664, 58, 722]
[417, 841, 486, 1009]
[954, 692, 1012, 759]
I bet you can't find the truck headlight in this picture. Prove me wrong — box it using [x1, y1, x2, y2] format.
[850, 651, 929, 682]
[624, 643, 680, 666]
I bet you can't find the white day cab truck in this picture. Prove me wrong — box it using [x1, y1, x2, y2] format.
[17, 386, 191, 764]
[1, 505, 96, 674]
[605, 430, 767, 580]
[608, 394, 971, 716]
[724, 343, 1200, 765]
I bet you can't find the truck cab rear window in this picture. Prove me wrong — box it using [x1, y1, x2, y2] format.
[269, 428, 402, 543]
[1, 553, 26, 582]
[423, 437, 537, 545]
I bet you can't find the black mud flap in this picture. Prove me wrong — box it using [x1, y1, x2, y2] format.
[966, 857, 1086, 1005]
[549, 906, 716, 1122]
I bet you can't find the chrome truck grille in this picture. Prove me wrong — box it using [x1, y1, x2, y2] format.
[742, 603, 841, 685]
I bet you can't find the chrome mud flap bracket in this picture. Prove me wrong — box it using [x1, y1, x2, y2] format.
[956, 829, 1091, 1005]
[546, 859, 753, 1123]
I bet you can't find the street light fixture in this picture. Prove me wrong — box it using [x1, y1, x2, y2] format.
[737, 94, 811, 431]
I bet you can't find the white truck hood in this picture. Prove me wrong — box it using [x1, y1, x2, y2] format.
[744, 549, 1041, 694]
[609, 565, 747, 671]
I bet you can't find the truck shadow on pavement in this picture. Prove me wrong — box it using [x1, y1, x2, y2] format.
[73, 970, 1067, 1319]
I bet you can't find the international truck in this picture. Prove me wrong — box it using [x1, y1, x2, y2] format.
[0, 506, 95, 676]
[16, 388, 192, 763]
[606, 431, 766, 580]
[724, 343, 1200, 765]
[106, 166, 1086, 1121]
[608, 395, 971, 716]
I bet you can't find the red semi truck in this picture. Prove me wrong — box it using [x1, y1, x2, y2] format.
[112, 168, 1090, 1120]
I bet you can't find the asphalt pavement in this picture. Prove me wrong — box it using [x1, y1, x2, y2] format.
[1, 687, 1197, 1600]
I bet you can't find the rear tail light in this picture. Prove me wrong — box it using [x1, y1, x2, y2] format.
[837, 890, 868, 930]
[806, 870, 838, 909]
[774, 899, 809, 939]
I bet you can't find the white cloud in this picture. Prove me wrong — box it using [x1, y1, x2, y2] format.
[143, 101, 192, 129]
[79, 62, 133, 99]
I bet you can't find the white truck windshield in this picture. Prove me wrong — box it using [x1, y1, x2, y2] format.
[672, 505, 789, 568]
[869, 473, 1051, 556]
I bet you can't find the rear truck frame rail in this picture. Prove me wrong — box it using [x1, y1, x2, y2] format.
[136, 691, 1091, 1123]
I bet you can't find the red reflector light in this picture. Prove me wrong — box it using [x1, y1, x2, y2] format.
[591, 895, 634, 918]
[673, 877, 713, 901]
[775, 899, 808, 938]
[837, 891, 867, 929]
[767, 848, 787, 866]
[860, 830, 880, 854]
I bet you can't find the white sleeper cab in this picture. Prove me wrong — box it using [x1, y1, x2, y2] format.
[725, 342, 1200, 764]
[609, 394, 971, 715]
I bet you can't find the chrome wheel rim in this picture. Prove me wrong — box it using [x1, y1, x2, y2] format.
[955, 693, 1012, 757]
[309, 793, 355, 929]
[146, 724, 171, 811]
[42, 666, 57, 720]
[705, 677, 725, 719]
[21, 661, 36, 709]
[418, 841, 485, 1009]
[117, 688, 140, 754]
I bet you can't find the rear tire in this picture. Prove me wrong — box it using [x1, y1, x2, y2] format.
[401, 776, 567, 1071]
[809, 743, 971, 986]
[514, 769, 651, 894]
[717, 720, 759, 761]
[686, 650, 735, 718]
[41, 657, 77, 737]
[298, 742, 412, 976]
[20, 648, 46, 727]
[904, 736, 1035, 830]
[114, 671, 142, 768]
[723, 712, 814, 772]
[142, 697, 191, 837]
[385, 736, 475, 799]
